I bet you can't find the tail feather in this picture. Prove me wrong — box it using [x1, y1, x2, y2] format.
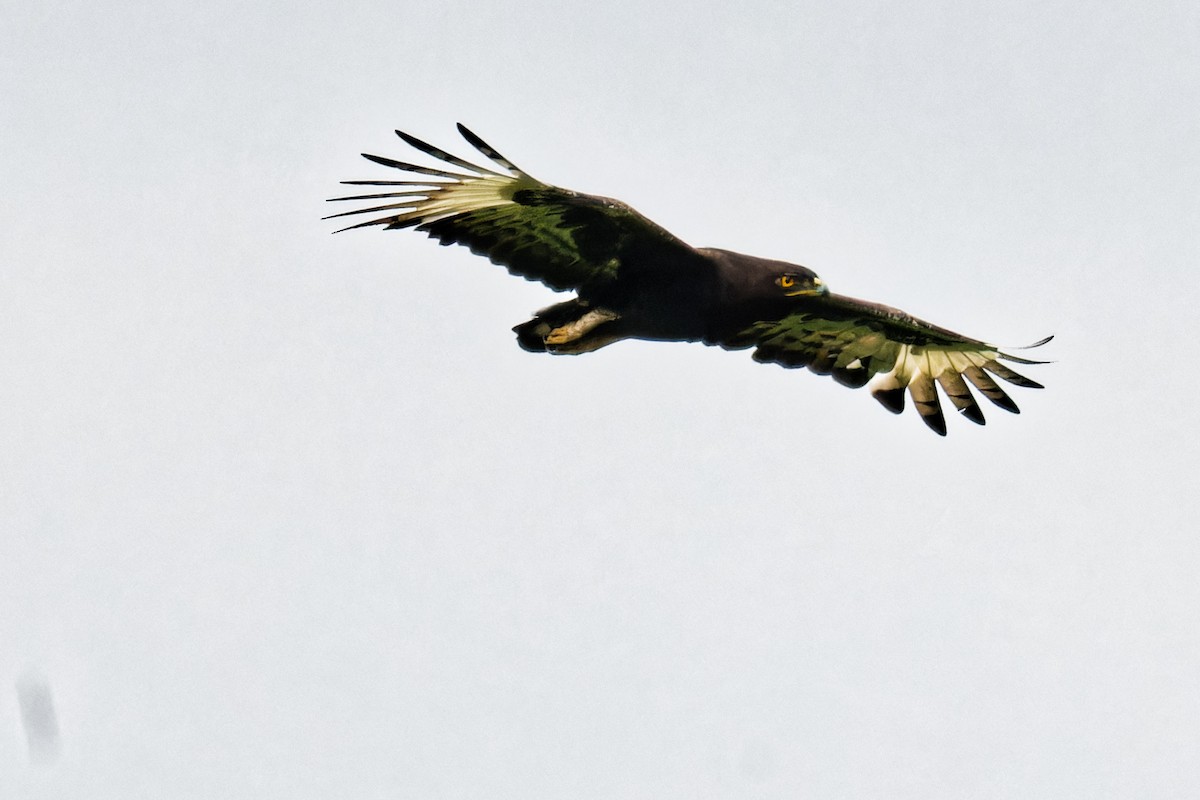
[514, 319, 555, 352]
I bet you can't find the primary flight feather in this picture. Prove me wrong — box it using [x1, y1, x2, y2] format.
[327, 124, 1050, 436]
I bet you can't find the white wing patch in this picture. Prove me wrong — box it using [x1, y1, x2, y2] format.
[867, 342, 1045, 434]
[324, 125, 543, 232]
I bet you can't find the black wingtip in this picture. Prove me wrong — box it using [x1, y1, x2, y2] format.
[361, 152, 397, 168]
[327, 217, 391, 234]
[388, 127, 511, 178]
[394, 129, 423, 147]
[362, 152, 406, 168]
[456, 122, 481, 145]
[1000, 335, 1055, 366]
[831, 366, 871, 389]
[992, 393, 1020, 414]
[872, 387, 906, 415]
[455, 123, 525, 175]
[959, 404, 987, 425]
[981, 360, 1045, 389]
[915, 402, 948, 435]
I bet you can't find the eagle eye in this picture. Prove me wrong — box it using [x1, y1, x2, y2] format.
[777, 275, 797, 289]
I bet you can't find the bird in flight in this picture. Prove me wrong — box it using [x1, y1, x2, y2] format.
[327, 124, 1050, 435]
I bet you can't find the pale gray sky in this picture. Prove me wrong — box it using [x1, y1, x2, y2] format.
[3, 0, 1199, 797]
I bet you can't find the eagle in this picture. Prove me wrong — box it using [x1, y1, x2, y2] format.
[326, 124, 1050, 436]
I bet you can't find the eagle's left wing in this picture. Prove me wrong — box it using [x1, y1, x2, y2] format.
[720, 292, 1051, 435]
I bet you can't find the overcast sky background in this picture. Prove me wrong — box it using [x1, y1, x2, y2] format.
[3, 1, 1199, 797]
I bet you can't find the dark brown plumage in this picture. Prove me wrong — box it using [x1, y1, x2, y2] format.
[327, 124, 1051, 435]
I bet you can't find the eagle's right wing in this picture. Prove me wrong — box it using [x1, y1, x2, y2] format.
[326, 124, 703, 292]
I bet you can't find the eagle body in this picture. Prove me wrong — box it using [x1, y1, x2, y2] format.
[328, 125, 1050, 436]
[514, 248, 817, 354]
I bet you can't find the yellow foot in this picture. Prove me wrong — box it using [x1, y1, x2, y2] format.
[545, 308, 620, 345]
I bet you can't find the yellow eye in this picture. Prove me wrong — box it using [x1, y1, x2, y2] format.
[778, 275, 796, 288]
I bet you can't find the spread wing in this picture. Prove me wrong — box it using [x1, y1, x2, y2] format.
[325, 124, 702, 292]
[720, 292, 1051, 435]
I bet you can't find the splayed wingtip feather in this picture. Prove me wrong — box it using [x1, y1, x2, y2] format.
[360, 152, 474, 180]
[455, 123, 530, 177]
[394, 129, 509, 178]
